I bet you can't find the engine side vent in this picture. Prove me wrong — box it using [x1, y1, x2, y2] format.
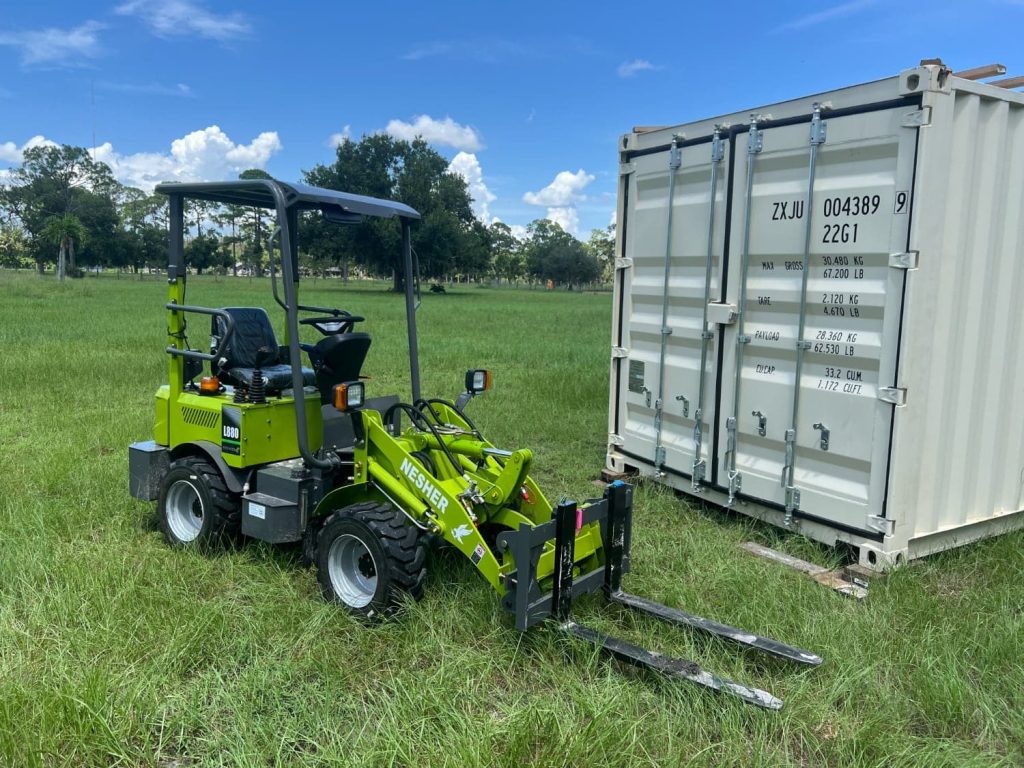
[181, 406, 219, 429]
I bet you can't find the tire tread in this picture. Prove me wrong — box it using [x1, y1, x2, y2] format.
[316, 500, 427, 614]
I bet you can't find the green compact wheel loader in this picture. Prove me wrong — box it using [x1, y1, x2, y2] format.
[129, 179, 819, 709]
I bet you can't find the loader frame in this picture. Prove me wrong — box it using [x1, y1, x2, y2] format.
[128, 179, 820, 711]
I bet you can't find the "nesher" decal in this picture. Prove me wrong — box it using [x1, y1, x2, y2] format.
[399, 458, 449, 512]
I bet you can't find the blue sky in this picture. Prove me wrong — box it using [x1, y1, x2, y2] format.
[1, 0, 1021, 237]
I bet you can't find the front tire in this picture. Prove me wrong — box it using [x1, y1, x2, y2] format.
[157, 456, 240, 548]
[315, 501, 427, 619]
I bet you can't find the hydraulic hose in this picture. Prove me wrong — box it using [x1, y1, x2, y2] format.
[384, 402, 464, 476]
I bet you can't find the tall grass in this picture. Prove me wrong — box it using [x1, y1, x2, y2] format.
[0, 271, 1021, 767]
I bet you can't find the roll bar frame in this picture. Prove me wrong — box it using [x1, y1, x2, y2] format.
[160, 179, 421, 470]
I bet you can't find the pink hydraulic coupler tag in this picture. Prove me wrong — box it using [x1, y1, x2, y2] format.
[575, 507, 583, 533]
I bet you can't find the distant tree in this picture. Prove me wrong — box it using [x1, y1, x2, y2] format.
[489, 222, 524, 283]
[186, 198, 218, 238]
[185, 233, 224, 274]
[524, 218, 601, 289]
[303, 134, 482, 290]
[0, 144, 115, 272]
[39, 214, 87, 281]
[137, 224, 168, 271]
[0, 224, 30, 268]
[71, 190, 120, 269]
[240, 240, 265, 277]
[213, 204, 247, 275]
[109, 188, 168, 273]
[586, 225, 616, 283]
[238, 169, 273, 273]
[457, 219, 492, 280]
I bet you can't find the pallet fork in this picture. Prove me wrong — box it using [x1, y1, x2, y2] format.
[498, 482, 821, 709]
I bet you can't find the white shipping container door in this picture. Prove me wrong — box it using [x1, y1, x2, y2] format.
[616, 137, 729, 479]
[611, 68, 1024, 566]
[716, 105, 918, 532]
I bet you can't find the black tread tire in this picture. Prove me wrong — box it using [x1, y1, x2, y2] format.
[157, 456, 241, 548]
[315, 500, 427, 619]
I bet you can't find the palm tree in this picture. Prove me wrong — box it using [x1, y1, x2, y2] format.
[40, 214, 88, 282]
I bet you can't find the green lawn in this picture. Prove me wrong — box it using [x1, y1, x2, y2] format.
[0, 271, 1021, 767]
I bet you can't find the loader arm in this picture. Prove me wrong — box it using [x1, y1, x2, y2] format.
[346, 402, 819, 711]
[354, 409, 605, 597]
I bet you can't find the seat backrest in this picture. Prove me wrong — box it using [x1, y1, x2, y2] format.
[312, 332, 371, 403]
[212, 307, 279, 370]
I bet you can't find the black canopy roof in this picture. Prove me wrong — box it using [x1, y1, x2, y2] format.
[155, 179, 420, 220]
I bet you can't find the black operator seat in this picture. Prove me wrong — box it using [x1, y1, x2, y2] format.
[211, 307, 315, 392]
[310, 331, 371, 404]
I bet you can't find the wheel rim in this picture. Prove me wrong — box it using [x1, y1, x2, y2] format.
[165, 479, 204, 543]
[327, 534, 378, 608]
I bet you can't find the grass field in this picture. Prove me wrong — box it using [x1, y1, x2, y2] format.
[0, 271, 1022, 767]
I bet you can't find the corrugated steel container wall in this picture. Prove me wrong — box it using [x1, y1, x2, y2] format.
[890, 76, 1024, 550]
[608, 65, 1024, 568]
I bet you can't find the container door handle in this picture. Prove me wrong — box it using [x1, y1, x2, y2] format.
[676, 394, 689, 418]
[812, 422, 830, 451]
[751, 410, 767, 437]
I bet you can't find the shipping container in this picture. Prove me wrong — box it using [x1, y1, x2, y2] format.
[607, 62, 1024, 570]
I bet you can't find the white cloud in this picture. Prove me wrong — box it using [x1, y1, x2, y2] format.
[402, 41, 453, 61]
[97, 81, 193, 97]
[401, 39, 530, 64]
[0, 21, 104, 67]
[115, 0, 251, 41]
[617, 59, 660, 78]
[546, 207, 579, 235]
[447, 152, 495, 223]
[508, 224, 528, 240]
[384, 115, 483, 152]
[523, 169, 595, 236]
[774, 0, 878, 31]
[0, 135, 58, 163]
[44, 126, 281, 191]
[328, 125, 352, 147]
[491, 220, 528, 241]
[523, 169, 594, 207]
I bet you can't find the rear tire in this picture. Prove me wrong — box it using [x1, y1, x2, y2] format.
[157, 456, 240, 548]
[315, 501, 427, 619]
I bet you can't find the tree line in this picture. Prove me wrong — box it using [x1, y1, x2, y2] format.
[0, 136, 614, 289]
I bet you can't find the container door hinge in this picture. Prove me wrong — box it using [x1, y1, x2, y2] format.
[878, 387, 907, 406]
[809, 106, 828, 145]
[902, 107, 932, 128]
[889, 251, 919, 270]
[611, 346, 629, 359]
[747, 117, 764, 154]
[619, 162, 636, 176]
[668, 140, 682, 170]
[609, 433, 625, 447]
[614, 257, 634, 270]
[867, 514, 895, 536]
[710, 129, 725, 163]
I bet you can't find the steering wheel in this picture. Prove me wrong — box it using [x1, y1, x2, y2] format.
[300, 314, 365, 335]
